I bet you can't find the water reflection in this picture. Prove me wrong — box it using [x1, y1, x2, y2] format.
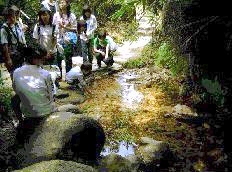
[101, 141, 136, 157]
[117, 73, 144, 110]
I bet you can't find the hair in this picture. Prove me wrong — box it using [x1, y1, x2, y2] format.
[77, 20, 87, 34]
[2, 7, 15, 18]
[81, 63, 92, 76]
[98, 30, 107, 39]
[59, 0, 71, 18]
[82, 4, 92, 20]
[38, 7, 53, 26]
[23, 44, 47, 63]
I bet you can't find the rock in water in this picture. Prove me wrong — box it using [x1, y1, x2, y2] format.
[98, 153, 136, 172]
[16, 112, 105, 168]
[135, 137, 170, 165]
[12, 159, 97, 172]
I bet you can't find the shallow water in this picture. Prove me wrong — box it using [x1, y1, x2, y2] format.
[117, 73, 144, 110]
[101, 141, 136, 157]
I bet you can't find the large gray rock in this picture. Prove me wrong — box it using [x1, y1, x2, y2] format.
[16, 112, 105, 168]
[135, 137, 170, 165]
[13, 160, 97, 172]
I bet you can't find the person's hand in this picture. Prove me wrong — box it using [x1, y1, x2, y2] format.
[100, 51, 105, 57]
[84, 87, 92, 96]
[5, 58, 13, 71]
[59, 21, 65, 29]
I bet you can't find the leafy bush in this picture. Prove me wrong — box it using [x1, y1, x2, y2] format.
[155, 41, 188, 76]
[123, 40, 188, 77]
[201, 78, 225, 107]
[0, 76, 13, 114]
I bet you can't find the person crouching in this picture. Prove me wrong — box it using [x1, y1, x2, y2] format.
[12, 44, 56, 144]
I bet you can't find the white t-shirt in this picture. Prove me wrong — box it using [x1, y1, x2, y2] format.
[106, 35, 118, 51]
[80, 14, 97, 39]
[41, 0, 58, 14]
[42, 65, 61, 95]
[53, 12, 77, 42]
[33, 24, 58, 54]
[0, 23, 26, 45]
[13, 64, 56, 118]
[65, 66, 85, 87]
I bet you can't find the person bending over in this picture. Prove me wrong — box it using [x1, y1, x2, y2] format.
[65, 63, 92, 94]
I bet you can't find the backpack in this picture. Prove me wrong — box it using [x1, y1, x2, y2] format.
[0, 23, 15, 64]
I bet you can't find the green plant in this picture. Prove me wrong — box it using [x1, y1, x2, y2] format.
[201, 77, 225, 107]
[0, 83, 13, 112]
[155, 41, 188, 76]
[123, 57, 146, 69]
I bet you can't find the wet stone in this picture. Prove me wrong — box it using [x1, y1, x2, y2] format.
[12, 160, 97, 172]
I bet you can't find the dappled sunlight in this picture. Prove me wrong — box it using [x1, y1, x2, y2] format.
[77, 74, 177, 143]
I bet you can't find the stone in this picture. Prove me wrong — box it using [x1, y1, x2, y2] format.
[98, 153, 137, 172]
[0, 121, 16, 152]
[135, 137, 170, 165]
[12, 160, 97, 172]
[57, 104, 80, 113]
[15, 112, 105, 168]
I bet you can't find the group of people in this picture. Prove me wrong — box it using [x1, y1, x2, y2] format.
[0, 0, 118, 145]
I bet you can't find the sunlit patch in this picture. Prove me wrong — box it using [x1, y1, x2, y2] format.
[46, 115, 59, 122]
[117, 74, 144, 110]
[21, 76, 43, 88]
[101, 141, 136, 157]
[133, 116, 155, 125]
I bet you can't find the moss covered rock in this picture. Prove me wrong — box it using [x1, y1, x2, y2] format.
[135, 137, 170, 164]
[16, 112, 105, 168]
[98, 153, 136, 172]
[13, 160, 97, 172]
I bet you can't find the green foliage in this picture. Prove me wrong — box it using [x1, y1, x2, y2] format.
[201, 78, 225, 107]
[110, 0, 136, 21]
[155, 41, 188, 76]
[123, 57, 147, 69]
[121, 20, 139, 41]
[0, 80, 13, 112]
[124, 40, 188, 77]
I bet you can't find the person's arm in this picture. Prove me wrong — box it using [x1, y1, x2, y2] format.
[93, 38, 105, 56]
[1, 28, 13, 71]
[77, 74, 92, 95]
[61, 13, 77, 32]
[45, 73, 55, 101]
[2, 44, 12, 72]
[51, 25, 58, 49]
[92, 15, 97, 31]
[105, 42, 110, 59]
[86, 15, 97, 37]
[32, 24, 40, 44]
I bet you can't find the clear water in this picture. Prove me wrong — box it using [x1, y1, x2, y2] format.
[117, 73, 144, 110]
[101, 141, 136, 157]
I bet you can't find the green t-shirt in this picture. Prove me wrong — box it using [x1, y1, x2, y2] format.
[93, 37, 109, 49]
